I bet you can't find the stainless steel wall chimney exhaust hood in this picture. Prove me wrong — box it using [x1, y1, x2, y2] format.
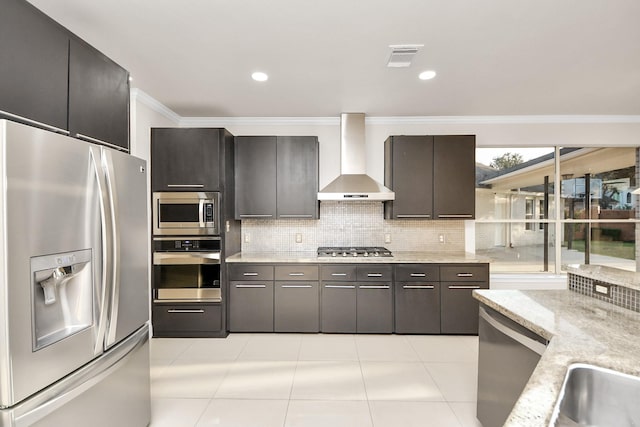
[318, 113, 395, 201]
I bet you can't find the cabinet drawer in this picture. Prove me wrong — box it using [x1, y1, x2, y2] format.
[275, 265, 319, 281]
[440, 265, 489, 282]
[320, 265, 357, 281]
[395, 264, 440, 282]
[152, 303, 221, 333]
[228, 264, 274, 281]
[357, 265, 393, 282]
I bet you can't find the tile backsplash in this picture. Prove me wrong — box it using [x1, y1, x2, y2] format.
[241, 202, 465, 252]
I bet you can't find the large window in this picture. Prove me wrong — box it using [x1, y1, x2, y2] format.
[476, 147, 639, 273]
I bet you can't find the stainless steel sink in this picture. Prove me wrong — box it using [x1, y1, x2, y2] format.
[550, 363, 640, 426]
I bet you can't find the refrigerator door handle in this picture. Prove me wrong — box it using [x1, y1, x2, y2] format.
[102, 149, 121, 348]
[90, 148, 111, 356]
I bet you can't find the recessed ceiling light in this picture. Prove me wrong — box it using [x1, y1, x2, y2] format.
[251, 71, 269, 82]
[418, 70, 437, 80]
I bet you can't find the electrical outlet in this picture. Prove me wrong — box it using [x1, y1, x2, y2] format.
[594, 281, 612, 297]
[439, 234, 445, 243]
[244, 233, 250, 243]
[384, 233, 391, 243]
[295, 233, 302, 243]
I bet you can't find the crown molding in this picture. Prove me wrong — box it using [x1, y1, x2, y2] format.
[179, 116, 339, 127]
[366, 115, 640, 125]
[129, 92, 640, 127]
[130, 88, 181, 124]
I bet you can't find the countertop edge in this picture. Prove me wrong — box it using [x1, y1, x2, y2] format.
[225, 251, 491, 264]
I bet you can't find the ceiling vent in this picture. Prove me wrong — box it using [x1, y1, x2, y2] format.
[387, 44, 423, 68]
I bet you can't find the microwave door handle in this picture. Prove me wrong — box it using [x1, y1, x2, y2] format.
[90, 148, 110, 356]
[199, 198, 205, 228]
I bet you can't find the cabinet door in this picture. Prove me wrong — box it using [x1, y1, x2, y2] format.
[276, 136, 319, 219]
[274, 281, 319, 332]
[235, 136, 277, 219]
[68, 37, 129, 150]
[385, 136, 434, 219]
[229, 281, 274, 332]
[321, 283, 357, 333]
[440, 281, 488, 334]
[395, 282, 440, 334]
[0, 0, 69, 130]
[433, 135, 476, 219]
[357, 283, 393, 333]
[151, 128, 221, 191]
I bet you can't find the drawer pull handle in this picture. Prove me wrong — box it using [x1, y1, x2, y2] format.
[360, 285, 390, 289]
[325, 285, 355, 289]
[403, 285, 434, 289]
[281, 285, 313, 288]
[438, 214, 474, 218]
[279, 214, 313, 218]
[457, 273, 474, 277]
[410, 273, 426, 277]
[288, 273, 305, 276]
[331, 273, 347, 276]
[166, 184, 204, 188]
[449, 285, 481, 290]
[397, 214, 431, 218]
[239, 214, 273, 218]
[167, 309, 205, 314]
[367, 273, 383, 277]
[243, 272, 259, 276]
[236, 284, 266, 288]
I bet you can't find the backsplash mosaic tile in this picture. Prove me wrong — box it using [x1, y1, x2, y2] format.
[241, 201, 466, 253]
[569, 273, 640, 313]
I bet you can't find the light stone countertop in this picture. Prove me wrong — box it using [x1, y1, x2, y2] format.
[225, 251, 490, 264]
[473, 289, 640, 427]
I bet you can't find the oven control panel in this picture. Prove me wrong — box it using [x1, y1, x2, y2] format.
[153, 238, 221, 251]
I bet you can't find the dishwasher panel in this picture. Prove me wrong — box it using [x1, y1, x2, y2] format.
[477, 305, 547, 427]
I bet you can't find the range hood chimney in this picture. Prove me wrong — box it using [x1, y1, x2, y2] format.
[318, 113, 395, 201]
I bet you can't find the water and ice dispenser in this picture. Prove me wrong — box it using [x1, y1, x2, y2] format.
[31, 249, 93, 351]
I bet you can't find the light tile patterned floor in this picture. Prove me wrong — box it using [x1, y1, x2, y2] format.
[149, 334, 483, 427]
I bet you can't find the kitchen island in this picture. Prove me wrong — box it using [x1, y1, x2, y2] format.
[474, 274, 640, 426]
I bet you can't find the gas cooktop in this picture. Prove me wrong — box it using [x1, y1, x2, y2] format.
[317, 246, 393, 258]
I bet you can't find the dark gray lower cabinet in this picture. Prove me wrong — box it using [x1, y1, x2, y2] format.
[440, 265, 490, 334]
[395, 282, 441, 334]
[274, 281, 319, 332]
[321, 283, 357, 333]
[229, 281, 274, 332]
[152, 303, 223, 338]
[357, 284, 393, 333]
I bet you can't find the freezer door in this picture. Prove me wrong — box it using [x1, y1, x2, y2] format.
[0, 121, 103, 408]
[100, 147, 148, 349]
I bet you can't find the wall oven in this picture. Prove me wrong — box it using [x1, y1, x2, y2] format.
[153, 237, 221, 302]
[152, 191, 220, 236]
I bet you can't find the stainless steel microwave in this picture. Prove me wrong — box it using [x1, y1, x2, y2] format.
[152, 192, 220, 236]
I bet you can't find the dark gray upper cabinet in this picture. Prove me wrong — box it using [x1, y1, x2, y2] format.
[384, 134, 475, 220]
[433, 135, 476, 219]
[235, 135, 318, 220]
[276, 136, 319, 219]
[68, 37, 130, 150]
[384, 136, 434, 219]
[235, 136, 278, 219]
[0, 0, 69, 131]
[151, 128, 224, 192]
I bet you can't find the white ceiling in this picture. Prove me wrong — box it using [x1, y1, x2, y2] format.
[27, 0, 640, 118]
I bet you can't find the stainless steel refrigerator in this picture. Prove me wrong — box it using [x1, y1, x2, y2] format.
[0, 120, 150, 427]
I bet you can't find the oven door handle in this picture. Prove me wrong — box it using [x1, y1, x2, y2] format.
[153, 252, 221, 265]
